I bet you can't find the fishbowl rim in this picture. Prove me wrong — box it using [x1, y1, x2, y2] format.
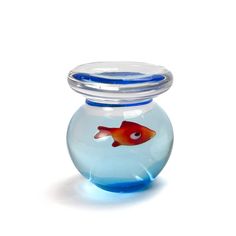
[67, 61, 173, 105]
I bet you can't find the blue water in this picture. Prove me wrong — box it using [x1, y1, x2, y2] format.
[67, 102, 173, 193]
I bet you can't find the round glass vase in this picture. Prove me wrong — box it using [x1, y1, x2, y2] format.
[67, 62, 174, 193]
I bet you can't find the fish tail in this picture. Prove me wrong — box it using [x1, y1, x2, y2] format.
[94, 126, 113, 139]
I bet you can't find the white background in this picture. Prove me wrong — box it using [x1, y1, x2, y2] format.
[0, 0, 235, 235]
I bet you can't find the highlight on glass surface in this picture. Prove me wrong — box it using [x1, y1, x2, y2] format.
[67, 61, 174, 192]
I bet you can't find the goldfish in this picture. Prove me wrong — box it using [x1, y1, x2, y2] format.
[94, 121, 156, 147]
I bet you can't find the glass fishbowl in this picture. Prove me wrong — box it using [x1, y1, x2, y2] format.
[67, 62, 174, 192]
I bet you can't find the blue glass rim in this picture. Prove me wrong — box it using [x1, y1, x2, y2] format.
[86, 99, 153, 107]
[72, 72, 165, 84]
[68, 62, 173, 103]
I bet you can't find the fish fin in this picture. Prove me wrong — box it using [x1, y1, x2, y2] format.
[120, 121, 135, 128]
[112, 141, 121, 147]
[94, 126, 112, 139]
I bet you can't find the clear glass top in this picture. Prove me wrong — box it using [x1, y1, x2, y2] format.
[68, 61, 173, 105]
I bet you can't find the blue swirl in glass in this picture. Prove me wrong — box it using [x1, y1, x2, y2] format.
[67, 62, 174, 192]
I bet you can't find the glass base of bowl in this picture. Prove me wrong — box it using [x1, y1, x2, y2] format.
[93, 178, 152, 193]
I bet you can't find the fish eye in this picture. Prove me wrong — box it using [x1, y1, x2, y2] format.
[130, 132, 141, 140]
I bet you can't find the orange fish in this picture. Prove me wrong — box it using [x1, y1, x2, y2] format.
[94, 121, 156, 147]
